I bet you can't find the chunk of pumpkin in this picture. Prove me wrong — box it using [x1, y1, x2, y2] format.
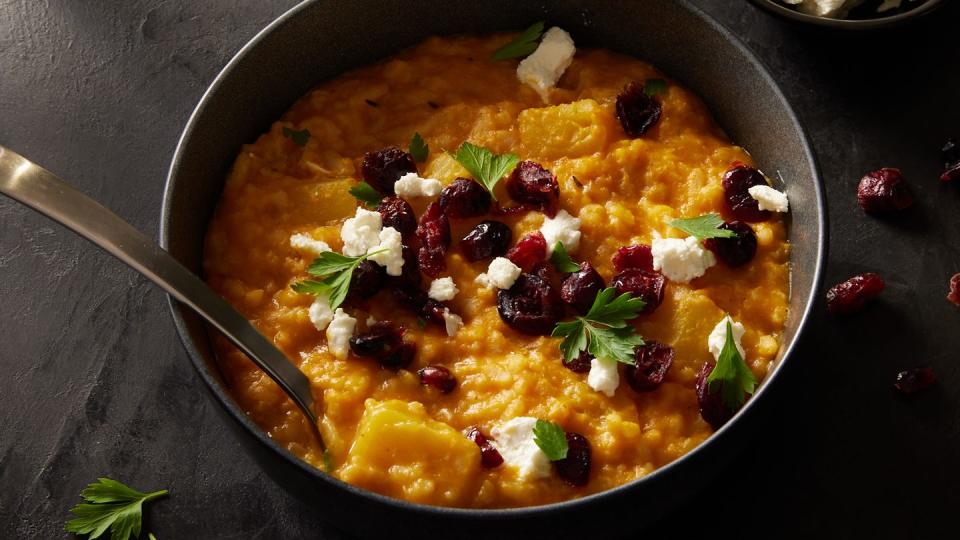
[338, 399, 481, 506]
[519, 99, 613, 160]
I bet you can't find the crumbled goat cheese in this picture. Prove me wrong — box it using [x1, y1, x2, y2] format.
[475, 257, 522, 290]
[516, 27, 576, 101]
[540, 209, 581, 255]
[340, 207, 383, 257]
[707, 315, 746, 360]
[442, 308, 464, 337]
[748, 185, 789, 213]
[652, 236, 716, 283]
[325, 308, 357, 359]
[394, 172, 442, 199]
[429, 277, 459, 301]
[587, 357, 620, 397]
[367, 226, 404, 276]
[308, 294, 334, 331]
[289, 233, 331, 256]
[490, 417, 552, 480]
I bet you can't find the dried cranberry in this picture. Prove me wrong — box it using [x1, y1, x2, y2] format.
[704, 221, 758, 267]
[894, 367, 936, 396]
[416, 201, 450, 277]
[613, 244, 653, 272]
[505, 232, 547, 273]
[497, 272, 565, 335]
[460, 221, 512, 261]
[377, 196, 417, 241]
[625, 341, 674, 393]
[349, 322, 404, 358]
[361, 147, 417, 195]
[396, 244, 421, 287]
[554, 432, 591, 487]
[696, 362, 734, 430]
[857, 168, 914, 212]
[466, 427, 504, 468]
[563, 350, 593, 373]
[381, 341, 416, 369]
[942, 164, 960, 183]
[948, 273, 960, 306]
[348, 260, 386, 300]
[506, 161, 560, 217]
[439, 178, 491, 218]
[615, 81, 662, 137]
[560, 262, 605, 313]
[611, 269, 665, 314]
[418, 365, 457, 393]
[826, 272, 885, 315]
[421, 299, 448, 326]
[722, 165, 771, 222]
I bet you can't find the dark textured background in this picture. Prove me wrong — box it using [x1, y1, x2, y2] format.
[1, 1, 957, 538]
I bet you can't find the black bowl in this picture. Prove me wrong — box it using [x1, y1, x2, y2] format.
[160, 0, 825, 538]
[749, 0, 945, 29]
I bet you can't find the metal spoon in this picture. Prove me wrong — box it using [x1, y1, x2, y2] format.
[0, 145, 325, 453]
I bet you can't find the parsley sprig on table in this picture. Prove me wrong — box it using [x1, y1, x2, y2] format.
[349, 181, 383, 209]
[65, 477, 167, 540]
[452, 142, 519, 201]
[292, 249, 386, 310]
[551, 288, 646, 365]
[668, 213, 736, 240]
[409, 132, 429, 163]
[491, 21, 546, 61]
[549, 241, 580, 273]
[705, 320, 757, 409]
[533, 419, 568, 461]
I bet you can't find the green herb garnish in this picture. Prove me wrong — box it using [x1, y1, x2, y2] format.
[292, 249, 386, 311]
[282, 127, 311, 147]
[551, 288, 646, 365]
[532, 419, 568, 461]
[705, 320, 757, 410]
[349, 181, 383, 209]
[409, 132, 429, 163]
[65, 477, 167, 540]
[549, 241, 580, 273]
[323, 449, 335, 473]
[491, 21, 546, 61]
[452, 142, 519, 201]
[668, 213, 736, 240]
[644, 78, 668, 96]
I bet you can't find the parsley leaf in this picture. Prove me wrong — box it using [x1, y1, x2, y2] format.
[409, 132, 429, 163]
[551, 288, 646, 365]
[349, 181, 383, 209]
[669, 213, 736, 240]
[453, 142, 519, 201]
[644, 78, 668, 96]
[491, 21, 546, 61]
[65, 477, 167, 540]
[549, 241, 580, 273]
[532, 419, 568, 461]
[705, 320, 757, 410]
[282, 127, 311, 147]
[292, 249, 385, 311]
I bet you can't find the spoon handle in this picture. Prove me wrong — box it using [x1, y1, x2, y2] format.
[0, 145, 323, 447]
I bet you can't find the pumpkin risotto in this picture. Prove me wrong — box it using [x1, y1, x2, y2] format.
[203, 27, 790, 508]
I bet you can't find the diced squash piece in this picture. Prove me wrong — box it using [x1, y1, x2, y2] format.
[518, 99, 613, 160]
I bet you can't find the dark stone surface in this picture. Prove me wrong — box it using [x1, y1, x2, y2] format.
[0, 0, 957, 538]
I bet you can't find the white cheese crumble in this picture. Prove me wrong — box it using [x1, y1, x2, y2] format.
[394, 172, 442, 199]
[325, 308, 357, 360]
[707, 315, 746, 360]
[748, 185, 789, 213]
[340, 207, 382, 257]
[367, 226, 404, 276]
[587, 357, 620, 397]
[490, 417, 552, 480]
[308, 294, 334, 331]
[428, 277, 459, 301]
[516, 27, 576, 101]
[540, 209, 581, 255]
[475, 257, 522, 290]
[289, 233, 331, 256]
[442, 308, 464, 337]
[652, 236, 716, 283]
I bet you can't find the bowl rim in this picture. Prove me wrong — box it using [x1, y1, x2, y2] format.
[160, 0, 826, 517]
[748, 0, 945, 29]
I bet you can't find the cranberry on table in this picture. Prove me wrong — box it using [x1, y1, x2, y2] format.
[505, 232, 547, 273]
[349, 322, 404, 358]
[416, 201, 451, 277]
[722, 165, 771, 222]
[506, 161, 560, 217]
[826, 272, 885, 315]
[466, 427, 504, 468]
[563, 350, 593, 373]
[613, 244, 653, 272]
[625, 341, 674, 393]
[894, 367, 937, 396]
[378, 196, 417, 241]
[615, 81, 662, 137]
[704, 221, 758, 267]
[439, 177, 492, 218]
[554, 432, 591, 487]
[695, 362, 734, 430]
[361, 147, 417, 195]
[947, 273, 960, 306]
[857, 168, 914, 213]
[611, 268, 665, 314]
[381, 341, 416, 370]
[560, 262, 605, 314]
[418, 365, 457, 393]
[460, 220, 512, 261]
[497, 272, 565, 335]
